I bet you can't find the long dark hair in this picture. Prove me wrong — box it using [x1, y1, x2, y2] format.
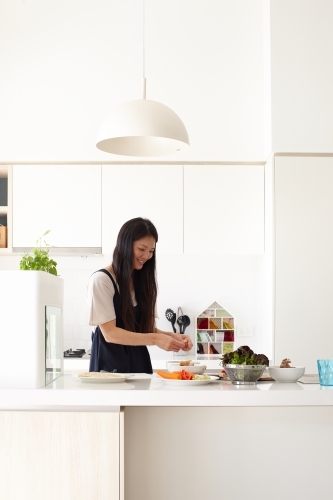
[112, 218, 158, 333]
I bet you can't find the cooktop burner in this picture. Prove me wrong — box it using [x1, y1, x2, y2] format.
[64, 348, 86, 358]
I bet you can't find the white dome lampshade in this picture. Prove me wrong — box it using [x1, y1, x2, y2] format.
[96, 97, 190, 157]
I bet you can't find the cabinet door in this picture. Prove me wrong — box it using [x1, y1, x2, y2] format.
[184, 165, 264, 254]
[13, 165, 101, 251]
[102, 165, 183, 255]
[0, 410, 123, 500]
[274, 156, 333, 372]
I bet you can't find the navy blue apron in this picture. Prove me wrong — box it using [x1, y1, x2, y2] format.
[89, 269, 153, 374]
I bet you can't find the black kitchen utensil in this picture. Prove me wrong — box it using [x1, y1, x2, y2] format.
[165, 308, 177, 333]
[181, 315, 190, 334]
[176, 307, 191, 334]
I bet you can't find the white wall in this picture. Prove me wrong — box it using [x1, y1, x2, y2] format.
[0, 253, 266, 359]
[0, 0, 265, 162]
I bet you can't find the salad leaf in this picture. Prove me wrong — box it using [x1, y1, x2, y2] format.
[221, 345, 269, 366]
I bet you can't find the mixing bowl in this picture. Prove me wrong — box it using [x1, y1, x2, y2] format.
[224, 364, 266, 385]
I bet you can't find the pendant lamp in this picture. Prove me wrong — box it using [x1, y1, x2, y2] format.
[96, 1, 189, 157]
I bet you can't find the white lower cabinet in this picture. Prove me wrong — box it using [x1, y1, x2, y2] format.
[12, 165, 102, 252]
[125, 406, 333, 500]
[101, 165, 183, 255]
[0, 410, 124, 500]
[184, 164, 264, 254]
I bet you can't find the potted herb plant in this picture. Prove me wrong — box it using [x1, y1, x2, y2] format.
[19, 230, 58, 275]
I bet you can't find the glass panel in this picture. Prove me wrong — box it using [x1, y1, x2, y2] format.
[45, 306, 62, 386]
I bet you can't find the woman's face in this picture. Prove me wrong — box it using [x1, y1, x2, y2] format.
[132, 236, 156, 270]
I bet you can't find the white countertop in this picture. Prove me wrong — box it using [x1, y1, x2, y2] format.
[0, 370, 331, 410]
[63, 356, 224, 372]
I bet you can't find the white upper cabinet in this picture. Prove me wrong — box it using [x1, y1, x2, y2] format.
[101, 165, 183, 256]
[184, 165, 264, 255]
[270, 2, 333, 153]
[12, 165, 101, 252]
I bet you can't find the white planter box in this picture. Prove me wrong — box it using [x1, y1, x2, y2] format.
[0, 270, 64, 388]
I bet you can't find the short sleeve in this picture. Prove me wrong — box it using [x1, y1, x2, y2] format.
[87, 271, 117, 326]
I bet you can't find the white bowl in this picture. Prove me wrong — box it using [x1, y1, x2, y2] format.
[168, 363, 206, 374]
[165, 360, 200, 371]
[268, 366, 305, 383]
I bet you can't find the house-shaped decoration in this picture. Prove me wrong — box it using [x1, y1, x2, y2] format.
[196, 301, 234, 359]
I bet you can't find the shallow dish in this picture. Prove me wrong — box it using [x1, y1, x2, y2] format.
[168, 363, 206, 374]
[268, 366, 305, 383]
[159, 376, 214, 386]
[224, 364, 266, 385]
[73, 372, 130, 383]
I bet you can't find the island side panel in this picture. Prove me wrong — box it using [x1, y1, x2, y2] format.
[125, 406, 333, 500]
[0, 410, 122, 500]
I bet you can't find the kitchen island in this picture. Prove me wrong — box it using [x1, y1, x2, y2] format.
[1, 373, 332, 500]
[0, 372, 331, 408]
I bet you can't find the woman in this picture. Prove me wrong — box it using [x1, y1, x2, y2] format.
[87, 217, 192, 374]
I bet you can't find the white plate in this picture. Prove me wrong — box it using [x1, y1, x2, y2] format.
[158, 376, 215, 386]
[73, 373, 130, 383]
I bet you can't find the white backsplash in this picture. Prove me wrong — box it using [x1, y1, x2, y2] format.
[0, 253, 269, 359]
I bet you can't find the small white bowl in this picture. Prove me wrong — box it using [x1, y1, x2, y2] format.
[168, 363, 206, 374]
[165, 360, 200, 371]
[268, 366, 305, 383]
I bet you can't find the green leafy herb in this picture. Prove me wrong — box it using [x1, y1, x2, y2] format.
[19, 230, 58, 276]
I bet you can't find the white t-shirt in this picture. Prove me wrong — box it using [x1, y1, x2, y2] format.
[87, 270, 137, 327]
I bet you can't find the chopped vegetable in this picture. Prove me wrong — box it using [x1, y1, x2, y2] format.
[180, 370, 193, 380]
[156, 370, 195, 380]
[156, 370, 181, 379]
[193, 374, 210, 380]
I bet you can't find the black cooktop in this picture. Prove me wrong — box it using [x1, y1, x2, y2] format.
[64, 348, 86, 358]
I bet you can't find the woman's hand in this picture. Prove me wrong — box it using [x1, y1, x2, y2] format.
[172, 333, 193, 351]
[154, 333, 188, 352]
